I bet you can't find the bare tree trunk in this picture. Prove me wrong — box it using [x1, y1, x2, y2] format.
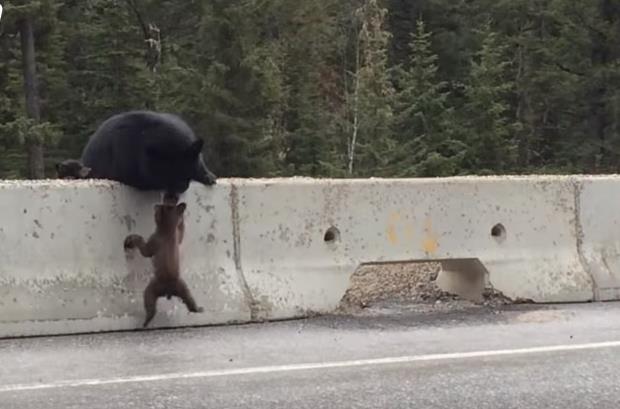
[515, 37, 531, 169]
[19, 17, 45, 179]
[125, 0, 161, 109]
[348, 36, 361, 176]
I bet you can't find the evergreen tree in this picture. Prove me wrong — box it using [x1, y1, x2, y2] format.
[347, 0, 395, 177]
[2, 0, 620, 179]
[391, 19, 464, 177]
[278, 0, 348, 177]
[0, 0, 63, 178]
[461, 20, 517, 174]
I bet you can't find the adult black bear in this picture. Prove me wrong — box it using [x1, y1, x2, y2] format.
[59, 110, 217, 194]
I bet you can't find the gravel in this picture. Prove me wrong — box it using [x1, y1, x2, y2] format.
[338, 262, 515, 315]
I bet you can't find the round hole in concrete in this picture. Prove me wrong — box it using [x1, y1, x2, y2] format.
[491, 223, 506, 242]
[324, 226, 340, 244]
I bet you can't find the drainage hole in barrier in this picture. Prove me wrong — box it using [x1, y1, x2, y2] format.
[491, 223, 506, 242]
[324, 226, 341, 244]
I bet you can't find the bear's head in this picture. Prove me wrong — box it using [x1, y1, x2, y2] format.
[154, 202, 186, 234]
[145, 139, 204, 194]
[55, 159, 92, 179]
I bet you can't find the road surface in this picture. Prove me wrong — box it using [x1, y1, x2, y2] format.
[2, 302, 620, 408]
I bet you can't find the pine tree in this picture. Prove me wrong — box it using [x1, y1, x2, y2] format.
[167, 0, 288, 177]
[0, 0, 63, 178]
[461, 20, 517, 174]
[542, 0, 620, 173]
[275, 0, 348, 177]
[391, 19, 464, 177]
[4, 0, 620, 179]
[346, 0, 395, 177]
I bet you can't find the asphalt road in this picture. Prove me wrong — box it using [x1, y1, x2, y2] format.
[2, 302, 620, 408]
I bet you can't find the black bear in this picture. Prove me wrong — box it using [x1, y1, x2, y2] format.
[57, 110, 217, 195]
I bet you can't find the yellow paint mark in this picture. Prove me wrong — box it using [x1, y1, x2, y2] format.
[388, 212, 401, 223]
[386, 211, 417, 246]
[422, 217, 439, 255]
[404, 223, 415, 242]
[386, 225, 398, 245]
[385, 211, 401, 245]
[422, 237, 439, 254]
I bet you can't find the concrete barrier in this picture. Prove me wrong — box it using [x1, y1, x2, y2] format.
[235, 176, 594, 321]
[0, 175, 615, 338]
[576, 176, 620, 301]
[0, 180, 250, 338]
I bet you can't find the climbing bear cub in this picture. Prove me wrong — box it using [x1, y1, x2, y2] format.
[124, 201, 203, 328]
[58, 110, 217, 195]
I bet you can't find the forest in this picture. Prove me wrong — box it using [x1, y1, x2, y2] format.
[0, 0, 619, 179]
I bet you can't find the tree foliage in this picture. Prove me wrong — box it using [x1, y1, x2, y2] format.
[1, 0, 620, 178]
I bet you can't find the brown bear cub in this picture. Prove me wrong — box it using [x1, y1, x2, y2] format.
[123, 201, 203, 328]
[162, 192, 184, 245]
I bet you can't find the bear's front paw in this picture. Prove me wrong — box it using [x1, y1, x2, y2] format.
[123, 234, 142, 250]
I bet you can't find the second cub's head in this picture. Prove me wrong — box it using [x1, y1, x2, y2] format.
[55, 159, 91, 179]
[154, 202, 186, 232]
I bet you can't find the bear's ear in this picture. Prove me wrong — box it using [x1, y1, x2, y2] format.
[176, 202, 187, 214]
[185, 139, 204, 158]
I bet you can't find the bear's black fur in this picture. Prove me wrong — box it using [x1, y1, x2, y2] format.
[61, 110, 216, 194]
[55, 159, 91, 179]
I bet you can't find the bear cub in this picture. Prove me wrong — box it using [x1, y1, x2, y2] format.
[124, 201, 203, 328]
[55, 159, 91, 179]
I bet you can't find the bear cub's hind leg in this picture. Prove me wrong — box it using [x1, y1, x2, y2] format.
[174, 278, 204, 313]
[143, 278, 162, 328]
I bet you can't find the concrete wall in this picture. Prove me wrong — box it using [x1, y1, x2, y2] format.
[576, 176, 620, 301]
[235, 176, 592, 320]
[0, 180, 250, 337]
[0, 175, 616, 338]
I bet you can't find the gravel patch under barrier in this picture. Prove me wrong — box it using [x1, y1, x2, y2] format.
[338, 262, 514, 315]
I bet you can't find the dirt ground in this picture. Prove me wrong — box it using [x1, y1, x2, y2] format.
[338, 262, 514, 315]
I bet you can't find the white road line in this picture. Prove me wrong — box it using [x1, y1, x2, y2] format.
[2, 340, 620, 393]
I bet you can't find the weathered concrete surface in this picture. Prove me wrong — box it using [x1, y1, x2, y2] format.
[235, 176, 594, 320]
[0, 180, 250, 337]
[576, 177, 620, 301]
[2, 175, 620, 337]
